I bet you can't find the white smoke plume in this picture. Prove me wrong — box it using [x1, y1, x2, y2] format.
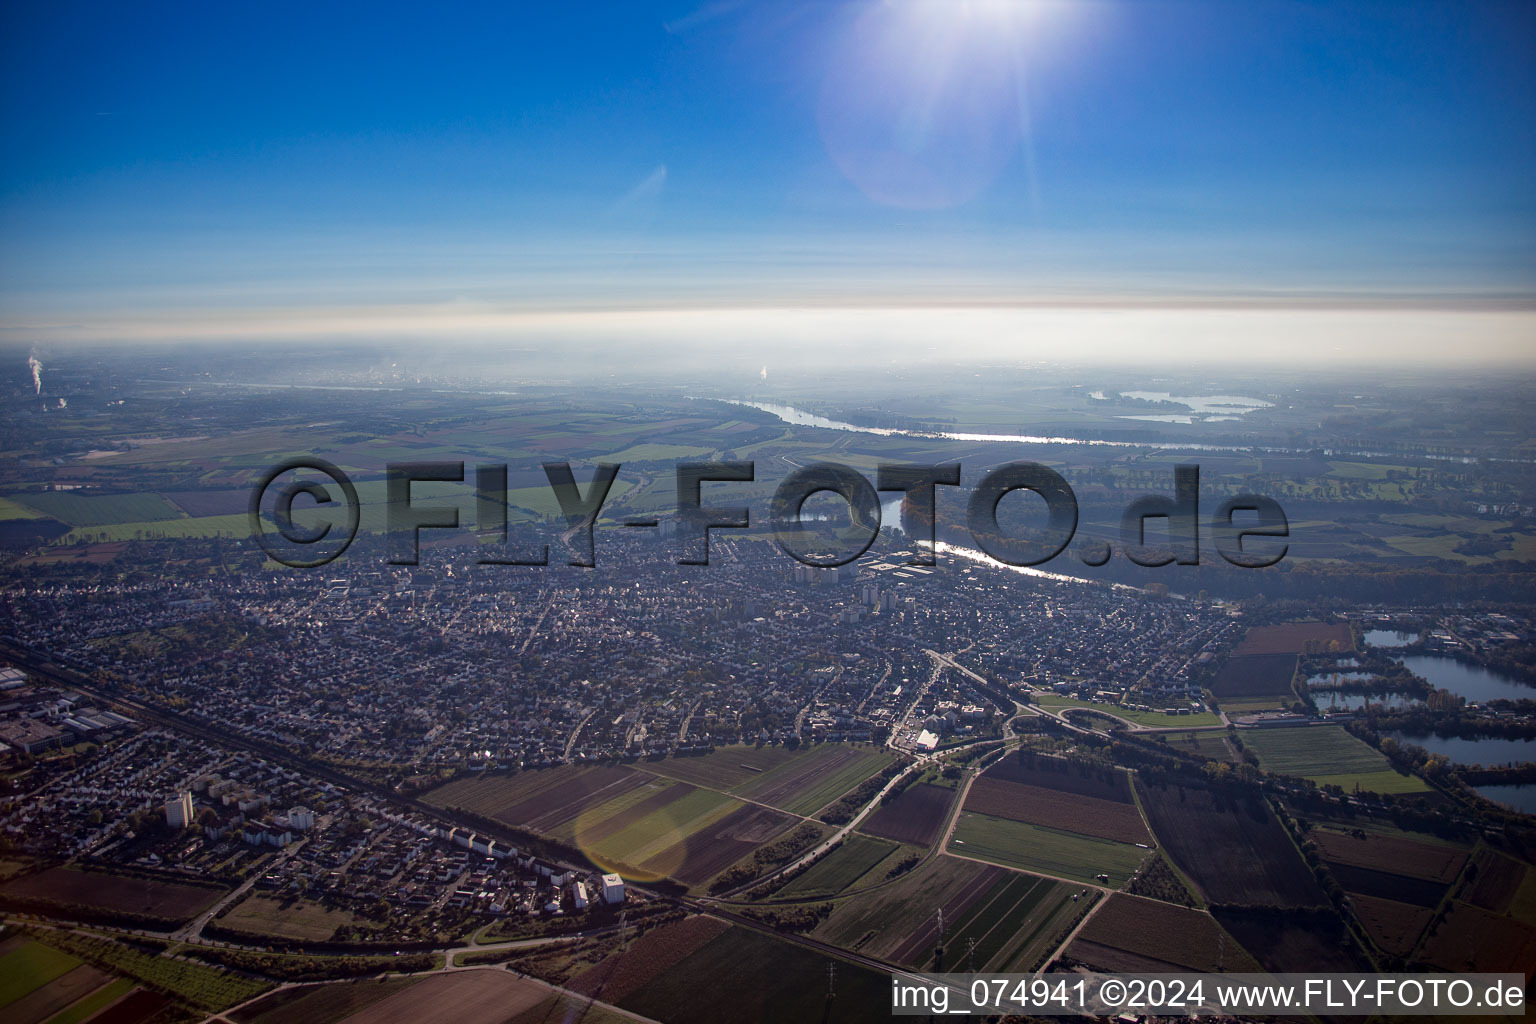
[760, 365, 768, 381]
[28, 350, 43, 395]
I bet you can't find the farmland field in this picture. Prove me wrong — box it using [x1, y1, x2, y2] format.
[1068, 894, 1260, 972]
[1136, 780, 1325, 908]
[35, 977, 134, 1024]
[1235, 622, 1355, 655]
[1211, 906, 1375, 973]
[3, 964, 115, 1024]
[983, 754, 1134, 802]
[1241, 725, 1430, 794]
[1310, 827, 1467, 883]
[733, 744, 898, 816]
[1417, 900, 1536, 973]
[637, 744, 807, 790]
[423, 764, 644, 828]
[1328, 863, 1448, 907]
[0, 866, 225, 923]
[775, 835, 899, 899]
[1460, 848, 1527, 915]
[948, 812, 1147, 886]
[1350, 893, 1433, 956]
[9, 491, 183, 526]
[164, 488, 253, 517]
[21, 929, 270, 1013]
[660, 802, 801, 887]
[935, 870, 1085, 971]
[0, 939, 81, 1006]
[610, 921, 892, 1023]
[859, 782, 955, 846]
[579, 785, 741, 878]
[233, 979, 422, 1024]
[506, 994, 631, 1024]
[337, 970, 545, 1024]
[1157, 729, 1239, 761]
[72, 988, 170, 1024]
[220, 895, 370, 942]
[1208, 653, 1297, 699]
[963, 776, 1150, 844]
[567, 915, 728, 1006]
[813, 855, 1005, 965]
[427, 766, 802, 886]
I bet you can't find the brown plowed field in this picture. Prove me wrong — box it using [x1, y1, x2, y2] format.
[1418, 901, 1536, 973]
[1070, 894, 1259, 972]
[338, 970, 546, 1024]
[1328, 863, 1446, 908]
[90, 990, 169, 1024]
[5, 965, 113, 1024]
[1460, 848, 1527, 914]
[516, 770, 650, 831]
[1235, 622, 1354, 655]
[983, 754, 1133, 802]
[654, 804, 798, 886]
[1209, 653, 1297, 698]
[1136, 780, 1325, 908]
[1311, 829, 1467, 883]
[1350, 893, 1432, 956]
[568, 915, 729, 1004]
[0, 866, 224, 923]
[425, 765, 646, 832]
[860, 783, 954, 847]
[964, 777, 1149, 844]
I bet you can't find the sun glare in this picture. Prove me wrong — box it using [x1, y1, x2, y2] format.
[817, 0, 1082, 209]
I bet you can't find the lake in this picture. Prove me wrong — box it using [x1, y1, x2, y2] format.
[1314, 691, 1420, 712]
[1364, 629, 1417, 648]
[1398, 654, 1535, 703]
[1473, 784, 1536, 815]
[1385, 730, 1534, 767]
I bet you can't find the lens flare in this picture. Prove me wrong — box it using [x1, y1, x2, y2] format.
[818, 0, 1075, 209]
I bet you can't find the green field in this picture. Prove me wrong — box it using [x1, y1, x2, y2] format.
[0, 939, 81, 1005]
[11, 491, 183, 526]
[1033, 693, 1222, 728]
[735, 745, 899, 816]
[42, 977, 136, 1024]
[775, 836, 900, 899]
[1241, 725, 1431, 794]
[0, 497, 46, 521]
[548, 776, 681, 845]
[939, 870, 1085, 972]
[27, 929, 271, 1012]
[585, 787, 741, 870]
[949, 812, 1149, 886]
[64, 512, 250, 543]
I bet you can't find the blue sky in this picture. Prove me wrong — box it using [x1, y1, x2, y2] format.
[2, 0, 1534, 353]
